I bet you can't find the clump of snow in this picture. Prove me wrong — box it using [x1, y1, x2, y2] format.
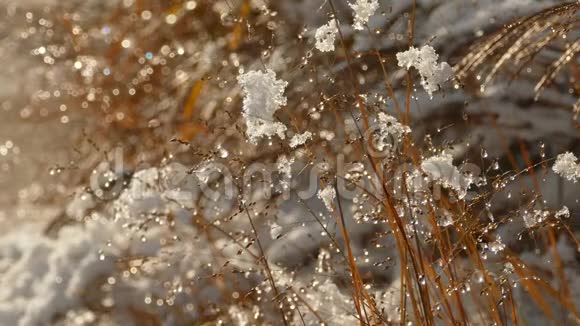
[268, 220, 283, 239]
[552, 152, 580, 183]
[522, 209, 550, 228]
[375, 112, 411, 154]
[314, 20, 338, 52]
[349, 0, 379, 30]
[396, 45, 453, 97]
[276, 155, 294, 190]
[521, 205, 570, 229]
[438, 210, 454, 227]
[420, 153, 475, 199]
[237, 69, 288, 144]
[555, 206, 570, 219]
[276, 155, 294, 179]
[403, 168, 427, 195]
[378, 113, 411, 136]
[289, 131, 313, 148]
[344, 162, 365, 183]
[318, 185, 336, 212]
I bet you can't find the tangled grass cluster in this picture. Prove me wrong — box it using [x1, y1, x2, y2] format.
[0, 0, 578, 325]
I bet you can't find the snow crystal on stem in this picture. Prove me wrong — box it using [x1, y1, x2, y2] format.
[289, 131, 313, 148]
[268, 220, 283, 240]
[396, 45, 453, 97]
[318, 185, 336, 212]
[488, 238, 505, 254]
[552, 152, 580, 183]
[314, 20, 338, 52]
[421, 153, 475, 199]
[237, 69, 288, 144]
[349, 0, 379, 30]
